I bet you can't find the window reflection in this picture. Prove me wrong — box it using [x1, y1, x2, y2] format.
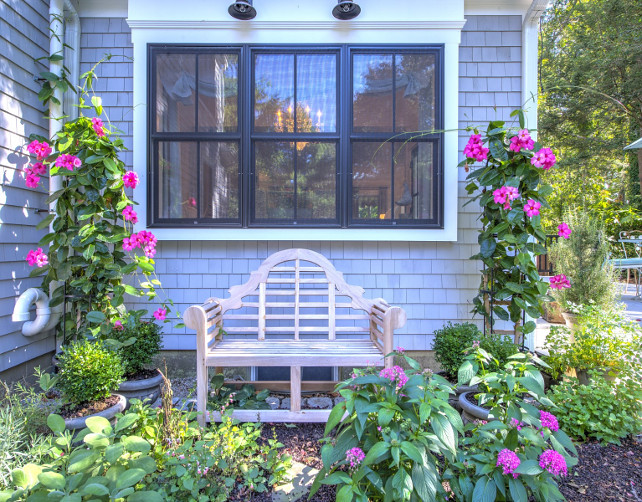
[353, 54, 393, 133]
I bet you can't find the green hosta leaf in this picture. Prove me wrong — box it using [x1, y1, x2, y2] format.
[115, 468, 146, 490]
[47, 413, 66, 434]
[82, 483, 110, 496]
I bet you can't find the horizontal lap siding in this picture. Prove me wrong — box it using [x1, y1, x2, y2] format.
[0, 0, 53, 373]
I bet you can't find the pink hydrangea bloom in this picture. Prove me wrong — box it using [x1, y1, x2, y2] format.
[27, 140, 52, 161]
[523, 199, 541, 218]
[539, 450, 567, 476]
[493, 186, 520, 210]
[123, 171, 139, 189]
[26, 248, 48, 267]
[345, 447, 365, 469]
[540, 411, 559, 432]
[497, 449, 520, 478]
[153, 308, 167, 321]
[557, 222, 572, 239]
[509, 129, 535, 153]
[55, 154, 81, 171]
[379, 365, 408, 389]
[463, 133, 490, 162]
[91, 117, 106, 137]
[531, 147, 556, 170]
[550, 274, 571, 290]
[122, 206, 139, 224]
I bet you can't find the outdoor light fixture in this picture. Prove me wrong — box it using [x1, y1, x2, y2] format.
[228, 0, 256, 20]
[332, 0, 361, 20]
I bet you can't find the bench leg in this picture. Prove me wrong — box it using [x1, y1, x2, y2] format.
[196, 359, 208, 427]
[291, 366, 301, 412]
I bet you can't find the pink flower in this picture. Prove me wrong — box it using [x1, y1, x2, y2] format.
[26, 248, 48, 267]
[379, 365, 408, 389]
[523, 199, 541, 218]
[557, 222, 571, 239]
[31, 162, 47, 175]
[539, 450, 567, 476]
[510, 418, 523, 431]
[472, 340, 480, 349]
[497, 449, 520, 478]
[122, 230, 157, 258]
[153, 308, 167, 321]
[188, 197, 196, 207]
[509, 129, 535, 153]
[345, 447, 365, 469]
[540, 411, 559, 432]
[55, 154, 81, 171]
[122, 206, 139, 224]
[25, 172, 41, 188]
[531, 147, 556, 170]
[27, 140, 52, 161]
[493, 186, 520, 210]
[91, 117, 106, 137]
[396, 346, 405, 354]
[550, 274, 571, 290]
[123, 171, 139, 189]
[113, 320, 124, 330]
[463, 133, 490, 162]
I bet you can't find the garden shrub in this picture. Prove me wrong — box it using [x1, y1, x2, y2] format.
[208, 374, 270, 411]
[108, 317, 163, 377]
[57, 339, 124, 405]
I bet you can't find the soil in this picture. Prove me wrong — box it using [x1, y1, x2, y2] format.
[59, 394, 120, 419]
[125, 368, 159, 381]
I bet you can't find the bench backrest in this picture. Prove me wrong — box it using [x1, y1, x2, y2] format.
[205, 248, 387, 340]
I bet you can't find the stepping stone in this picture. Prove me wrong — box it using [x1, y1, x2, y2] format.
[272, 461, 320, 502]
[307, 397, 333, 409]
[280, 398, 291, 409]
[266, 396, 280, 410]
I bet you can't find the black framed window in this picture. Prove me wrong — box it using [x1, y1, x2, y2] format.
[149, 45, 443, 228]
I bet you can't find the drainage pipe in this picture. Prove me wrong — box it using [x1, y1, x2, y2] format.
[12, 289, 52, 337]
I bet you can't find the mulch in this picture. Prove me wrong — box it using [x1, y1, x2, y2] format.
[59, 394, 120, 419]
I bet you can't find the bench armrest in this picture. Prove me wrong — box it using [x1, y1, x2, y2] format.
[184, 300, 223, 357]
[369, 301, 407, 368]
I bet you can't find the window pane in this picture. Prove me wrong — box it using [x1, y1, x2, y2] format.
[297, 142, 336, 219]
[198, 54, 238, 132]
[156, 54, 196, 132]
[353, 54, 393, 132]
[158, 142, 198, 218]
[352, 142, 392, 220]
[395, 54, 436, 132]
[200, 142, 240, 219]
[255, 141, 294, 219]
[254, 54, 294, 133]
[393, 142, 434, 220]
[296, 55, 337, 133]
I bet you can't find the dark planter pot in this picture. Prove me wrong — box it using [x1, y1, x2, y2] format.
[575, 367, 619, 386]
[64, 394, 126, 431]
[459, 391, 489, 425]
[450, 384, 479, 412]
[117, 369, 163, 408]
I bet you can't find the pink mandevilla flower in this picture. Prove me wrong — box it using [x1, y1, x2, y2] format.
[550, 274, 571, 290]
[509, 129, 534, 152]
[26, 248, 48, 267]
[531, 147, 556, 170]
[557, 222, 572, 239]
[345, 447, 366, 469]
[27, 140, 52, 161]
[523, 199, 541, 218]
[113, 320, 124, 330]
[493, 186, 520, 210]
[55, 154, 81, 171]
[123, 171, 139, 189]
[463, 133, 490, 162]
[496, 449, 520, 478]
[122, 230, 157, 258]
[540, 411, 559, 432]
[539, 449, 567, 477]
[25, 172, 41, 188]
[122, 206, 139, 224]
[91, 117, 106, 137]
[153, 308, 167, 321]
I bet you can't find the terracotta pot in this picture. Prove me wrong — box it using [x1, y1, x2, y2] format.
[64, 394, 127, 431]
[459, 391, 489, 424]
[117, 369, 163, 408]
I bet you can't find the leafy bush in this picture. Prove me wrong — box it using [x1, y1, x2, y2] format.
[57, 339, 124, 405]
[207, 374, 270, 411]
[548, 211, 617, 309]
[433, 322, 517, 379]
[108, 317, 163, 377]
[151, 416, 291, 501]
[547, 374, 642, 444]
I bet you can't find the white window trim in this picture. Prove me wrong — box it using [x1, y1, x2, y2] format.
[129, 20, 465, 242]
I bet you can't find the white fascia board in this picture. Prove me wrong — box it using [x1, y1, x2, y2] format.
[76, 0, 127, 17]
[464, 0, 533, 16]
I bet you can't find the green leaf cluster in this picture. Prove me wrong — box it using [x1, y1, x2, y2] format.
[207, 375, 270, 411]
[106, 318, 163, 377]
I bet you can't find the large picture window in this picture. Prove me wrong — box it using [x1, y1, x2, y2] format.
[149, 45, 443, 228]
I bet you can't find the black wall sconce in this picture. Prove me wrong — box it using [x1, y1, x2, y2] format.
[332, 0, 361, 20]
[228, 0, 257, 20]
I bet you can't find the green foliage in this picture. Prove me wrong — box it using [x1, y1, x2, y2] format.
[108, 316, 163, 377]
[150, 416, 291, 501]
[207, 374, 270, 411]
[547, 375, 642, 444]
[432, 322, 518, 379]
[57, 339, 124, 405]
[2, 412, 161, 502]
[463, 115, 553, 341]
[311, 353, 464, 501]
[548, 212, 617, 308]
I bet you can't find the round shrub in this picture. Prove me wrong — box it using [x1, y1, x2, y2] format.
[57, 339, 124, 405]
[109, 320, 163, 376]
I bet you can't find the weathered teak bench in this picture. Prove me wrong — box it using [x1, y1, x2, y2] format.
[184, 248, 407, 424]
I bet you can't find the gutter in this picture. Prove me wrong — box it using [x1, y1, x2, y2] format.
[521, 0, 549, 134]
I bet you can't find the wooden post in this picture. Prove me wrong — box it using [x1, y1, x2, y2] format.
[290, 365, 301, 412]
[185, 305, 209, 427]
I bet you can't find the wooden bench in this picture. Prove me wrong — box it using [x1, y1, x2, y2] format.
[184, 248, 407, 424]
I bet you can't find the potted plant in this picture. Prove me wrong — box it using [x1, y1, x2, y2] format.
[56, 339, 125, 430]
[107, 311, 164, 406]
